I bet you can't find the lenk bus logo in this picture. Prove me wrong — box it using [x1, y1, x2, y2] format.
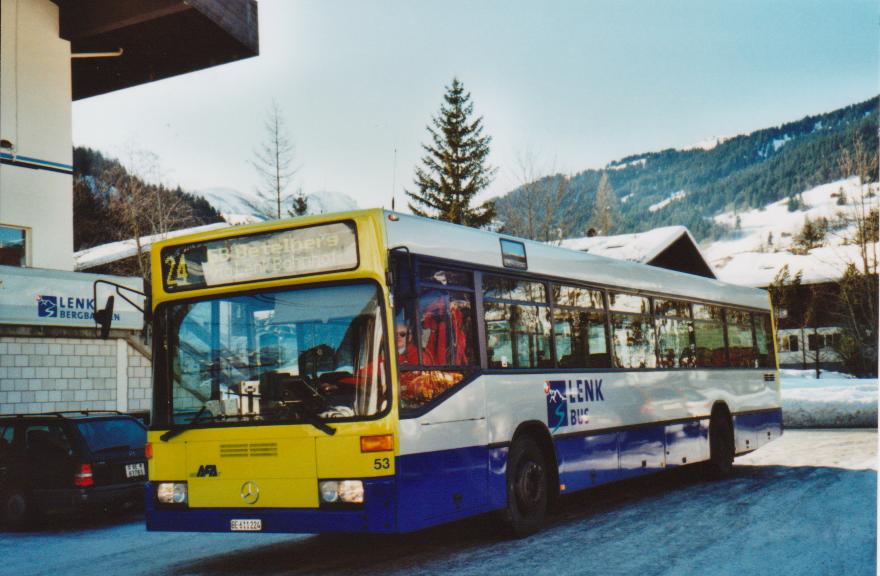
[36, 295, 121, 321]
[545, 379, 605, 433]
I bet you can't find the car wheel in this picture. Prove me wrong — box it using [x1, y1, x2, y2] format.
[707, 412, 734, 479]
[1, 487, 30, 529]
[503, 436, 549, 537]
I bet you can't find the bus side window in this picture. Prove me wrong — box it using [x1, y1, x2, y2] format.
[608, 292, 656, 369]
[397, 266, 478, 412]
[654, 298, 695, 368]
[726, 309, 757, 367]
[551, 284, 609, 368]
[754, 312, 775, 368]
[483, 275, 552, 369]
[418, 289, 477, 367]
[693, 304, 727, 367]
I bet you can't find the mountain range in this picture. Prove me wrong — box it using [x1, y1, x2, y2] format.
[494, 96, 879, 241]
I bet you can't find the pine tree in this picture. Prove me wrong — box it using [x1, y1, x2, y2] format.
[588, 173, 618, 235]
[406, 78, 497, 227]
[288, 189, 309, 217]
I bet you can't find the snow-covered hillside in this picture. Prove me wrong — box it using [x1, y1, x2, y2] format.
[706, 177, 878, 285]
[193, 188, 359, 224]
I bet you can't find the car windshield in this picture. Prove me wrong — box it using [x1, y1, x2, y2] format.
[77, 419, 146, 452]
[164, 283, 387, 426]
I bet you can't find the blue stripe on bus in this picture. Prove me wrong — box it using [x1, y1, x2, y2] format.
[734, 409, 783, 453]
[145, 409, 781, 534]
[145, 478, 397, 534]
[395, 445, 494, 532]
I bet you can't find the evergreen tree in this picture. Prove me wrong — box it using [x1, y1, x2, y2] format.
[288, 190, 309, 217]
[793, 215, 826, 252]
[406, 78, 497, 227]
[588, 172, 618, 235]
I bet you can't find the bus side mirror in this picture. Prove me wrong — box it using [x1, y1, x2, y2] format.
[143, 280, 153, 324]
[94, 296, 115, 339]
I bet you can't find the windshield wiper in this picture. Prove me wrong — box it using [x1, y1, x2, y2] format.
[295, 404, 336, 436]
[160, 406, 212, 442]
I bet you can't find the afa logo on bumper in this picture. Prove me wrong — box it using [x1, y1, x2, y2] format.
[545, 379, 605, 433]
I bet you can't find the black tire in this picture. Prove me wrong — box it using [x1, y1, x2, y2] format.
[1, 487, 31, 530]
[706, 412, 735, 479]
[503, 436, 549, 537]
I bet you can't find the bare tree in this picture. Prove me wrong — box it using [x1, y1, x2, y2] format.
[830, 135, 879, 375]
[246, 101, 300, 220]
[102, 147, 192, 279]
[837, 135, 879, 275]
[500, 148, 572, 243]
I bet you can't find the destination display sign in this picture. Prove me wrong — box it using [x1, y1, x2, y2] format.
[160, 221, 358, 292]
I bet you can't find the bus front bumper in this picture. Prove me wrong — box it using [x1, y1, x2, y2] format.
[144, 478, 397, 534]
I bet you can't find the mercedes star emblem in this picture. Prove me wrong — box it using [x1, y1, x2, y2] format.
[240, 481, 260, 505]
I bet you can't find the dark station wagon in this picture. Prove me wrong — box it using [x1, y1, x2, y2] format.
[0, 412, 147, 528]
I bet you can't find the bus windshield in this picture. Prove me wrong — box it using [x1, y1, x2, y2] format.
[163, 282, 387, 426]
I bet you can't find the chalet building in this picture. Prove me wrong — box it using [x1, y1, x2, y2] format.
[0, 0, 259, 416]
[561, 226, 717, 279]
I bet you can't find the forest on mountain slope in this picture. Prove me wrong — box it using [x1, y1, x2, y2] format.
[73, 147, 223, 253]
[495, 96, 879, 241]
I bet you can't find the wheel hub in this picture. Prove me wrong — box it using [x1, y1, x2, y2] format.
[516, 460, 545, 510]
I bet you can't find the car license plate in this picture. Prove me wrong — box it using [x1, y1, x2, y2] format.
[125, 462, 146, 478]
[230, 519, 262, 532]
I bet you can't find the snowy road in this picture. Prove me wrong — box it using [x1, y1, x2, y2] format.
[2, 430, 876, 576]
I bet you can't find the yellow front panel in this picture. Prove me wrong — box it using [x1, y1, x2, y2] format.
[189, 478, 318, 508]
[316, 433, 396, 478]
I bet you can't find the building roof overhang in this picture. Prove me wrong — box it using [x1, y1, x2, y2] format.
[560, 226, 718, 279]
[53, 0, 259, 100]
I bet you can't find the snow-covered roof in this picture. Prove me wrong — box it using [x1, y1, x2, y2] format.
[714, 243, 877, 288]
[560, 225, 713, 267]
[73, 223, 230, 271]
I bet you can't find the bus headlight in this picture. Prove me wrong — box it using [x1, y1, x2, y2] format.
[157, 482, 188, 505]
[318, 480, 364, 504]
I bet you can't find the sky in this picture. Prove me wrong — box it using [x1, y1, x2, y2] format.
[72, 0, 879, 213]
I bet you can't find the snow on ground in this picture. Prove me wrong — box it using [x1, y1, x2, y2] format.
[3, 431, 874, 576]
[648, 190, 686, 213]
[781, 371, 878, 428]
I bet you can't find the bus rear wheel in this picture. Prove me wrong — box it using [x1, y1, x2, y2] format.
[504, 436, 548, 537]
[706, 412, 734, 479]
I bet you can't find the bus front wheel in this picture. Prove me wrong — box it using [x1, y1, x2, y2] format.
[504, 436, 548, 536]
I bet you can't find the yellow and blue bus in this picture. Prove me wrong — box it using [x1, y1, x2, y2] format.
[138, 208, 780, 535]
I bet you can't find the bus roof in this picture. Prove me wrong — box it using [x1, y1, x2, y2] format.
[383, 211, 769, 311]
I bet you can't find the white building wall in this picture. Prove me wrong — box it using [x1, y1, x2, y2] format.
[0, 0, 74, 270]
